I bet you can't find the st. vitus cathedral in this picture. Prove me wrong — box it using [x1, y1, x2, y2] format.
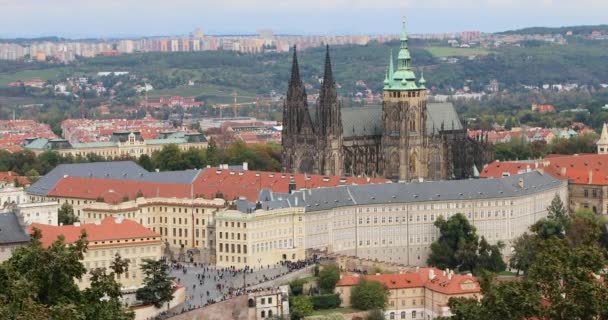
[281, 20, 492, 181]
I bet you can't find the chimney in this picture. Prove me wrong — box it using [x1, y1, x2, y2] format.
[429, 269, 436, 280]
[73, 222, 81, 227]
[115, 215, 124, 224]
[561, 167, 567, 176]
[526, 165, 531, 172]
[448, 271, 453, 280]
[589, 170, 593, 184]
[242, 162, 248, 171]
[518, 178, 524, 189]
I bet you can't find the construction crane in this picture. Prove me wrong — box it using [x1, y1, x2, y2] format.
[231, 91, 238, 117]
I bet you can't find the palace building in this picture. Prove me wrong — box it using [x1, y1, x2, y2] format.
[281, 20, 491, 181]
[23, 130, 207, 159]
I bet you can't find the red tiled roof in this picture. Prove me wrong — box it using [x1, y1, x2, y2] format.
[192, 169, 388, 201]
[46, 169, 388, 203]
[29, 217, 160, 248]
[481, 154, 608, 185]
[48, 177, 192, 204]
[480, 160, 540, 178]
[0, 171, 30, 185]
[337, 267, 480, 295]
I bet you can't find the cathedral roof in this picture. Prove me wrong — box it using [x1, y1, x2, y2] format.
[335, 102, 462, 138]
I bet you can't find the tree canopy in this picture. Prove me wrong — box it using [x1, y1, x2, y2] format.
[350, 279, 389, 311]
[0, 228, 133, 320]
[135, 259, 173, 308]
[442, 201, 608, 320]
[427, 213, 506, 274]
[318, 264, 341, 293]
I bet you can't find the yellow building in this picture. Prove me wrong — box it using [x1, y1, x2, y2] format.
[82, 197, 224, 257]
[29, 216, 162, 290]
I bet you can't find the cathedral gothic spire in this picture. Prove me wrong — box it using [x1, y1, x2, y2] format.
[317, 45, 341, 137]
[285, 46, 314, 135]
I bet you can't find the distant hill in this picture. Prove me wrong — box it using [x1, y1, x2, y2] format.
[498, 25, 608, 36]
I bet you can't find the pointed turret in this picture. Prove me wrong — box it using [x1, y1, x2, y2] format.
[389, 49, 394, 80]
[597, 123, 608, 154]
[419, 71, 426, 89]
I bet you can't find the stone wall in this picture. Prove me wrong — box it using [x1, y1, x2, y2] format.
[249, 265, 315, 290]
[132, 285, 187, 320]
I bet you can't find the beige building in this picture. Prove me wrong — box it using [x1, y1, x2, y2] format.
[215, 207, 306, 268]
[23, 131, 207, 159]
[336, 268, 480, 319]
[81, 197, 224, 260]
[29, 216, 162, 290]
[240, 171, 567, 266]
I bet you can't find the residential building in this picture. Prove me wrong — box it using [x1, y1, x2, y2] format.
[247, 286, 290, 320]
[29, 216, 162, 290]
[481, 153, 608, 215]
[0, 172, 30, 187]
[336, 268, 480, 319]
[0, 212, 30, 262]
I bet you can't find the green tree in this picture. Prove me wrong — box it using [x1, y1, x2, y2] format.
[0, 228, 133, 320]
[152, 144, 187, 171]
[137, 154, 154, 171]
[290, 296, 313, 320]
[350, 279, 389, 311]
[81, 254, 134, 320]
[476, 237, 506, 273]
[289, 279, 306, 296]
[58, 202, 79, 225]
[509, 232, 538, 276]
[318, 264, 341, 293]
[427, 213, 478, 271]
[25, 169, 40, 183]
[136, 259, 173, 308]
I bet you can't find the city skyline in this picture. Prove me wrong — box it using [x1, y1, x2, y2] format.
[1, 0, 607, 38]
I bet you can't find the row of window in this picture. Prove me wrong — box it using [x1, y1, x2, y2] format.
[218, 255, 247, 264]
[218, 243, 248, 254]
[218, 231, 246, 240]
[388, 311, 420, 319]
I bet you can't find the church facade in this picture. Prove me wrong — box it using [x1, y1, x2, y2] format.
[281, 20, 491, 181]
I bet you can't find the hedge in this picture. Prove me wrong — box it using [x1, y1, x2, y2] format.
[310, 294, 341, 310]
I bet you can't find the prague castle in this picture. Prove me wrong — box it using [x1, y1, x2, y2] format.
[281, 20, 491, 181]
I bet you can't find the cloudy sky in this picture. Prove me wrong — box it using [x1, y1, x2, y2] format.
[1, 0, 607, 38]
